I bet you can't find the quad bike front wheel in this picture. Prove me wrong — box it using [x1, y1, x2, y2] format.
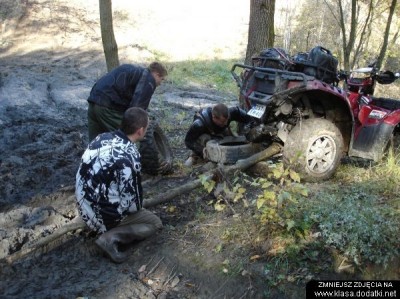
[139, 121, 173, 175]
[283, 118, 344, 182]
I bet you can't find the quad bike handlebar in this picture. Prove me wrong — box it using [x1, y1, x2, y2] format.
[337, 67, 399, 85]
[376, 70, 400, 84]
[337, 66, 399, 96]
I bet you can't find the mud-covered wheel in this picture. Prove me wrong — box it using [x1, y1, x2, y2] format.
[283, 118, 344, 182]
[139, 121, 173, 175]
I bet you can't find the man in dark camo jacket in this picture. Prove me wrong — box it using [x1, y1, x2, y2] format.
[87, 62, 168, 141]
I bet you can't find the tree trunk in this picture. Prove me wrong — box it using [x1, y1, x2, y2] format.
[99, 0, 119, 71]
[338, 0, 357, 71]
[5, 143, 282, 264]
[245, 0, 275, 65]
[376, 0, 397, 69]
[351, 0, 374, 68]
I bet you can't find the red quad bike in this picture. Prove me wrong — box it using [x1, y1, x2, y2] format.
[231, 46, 400, 182]
[341, 64, 400, 161]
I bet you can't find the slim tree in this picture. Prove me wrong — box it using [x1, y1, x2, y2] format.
[245, 0, 275, 64]
[99, 0, 119, 71]
[338, 0, 357, 71]
[351, 0, 374, 68]
[376, 0, 397, 69]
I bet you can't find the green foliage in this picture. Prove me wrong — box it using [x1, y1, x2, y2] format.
[231, 182, 247, 204]
[303, 187, 400, 266]
[199, 174, 215, 194]
[263, 255, 290, 287]
[201, 157, 399, 269]
[373, 147, 400, 194]
[205, 163, 310, 237]
[252, 163, 309, 235]
[220, 258, 244, 277]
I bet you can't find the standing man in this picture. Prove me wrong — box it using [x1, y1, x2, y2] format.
[184, 103, 252, 166]
[87, 62, 168, 141]
[76, 107, 162, 263]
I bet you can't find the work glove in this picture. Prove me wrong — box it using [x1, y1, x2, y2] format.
[202, 147, 209, 160]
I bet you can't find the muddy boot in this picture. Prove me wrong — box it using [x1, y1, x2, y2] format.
[96, 223, 158, 263]
[95, 235, 128, 264]
[109, 223, 158, 242]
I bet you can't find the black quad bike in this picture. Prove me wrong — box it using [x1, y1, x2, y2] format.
[230, 46, 400, 181]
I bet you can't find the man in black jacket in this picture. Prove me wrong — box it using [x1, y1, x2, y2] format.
[184, 103, 252, 166]
[87, 62, 168, 141]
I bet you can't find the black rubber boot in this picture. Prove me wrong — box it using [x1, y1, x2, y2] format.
[96, 223, 157, 263]
[95, 236, 128, 264]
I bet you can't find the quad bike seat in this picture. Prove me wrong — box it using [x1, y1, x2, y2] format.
[370, 97, 400, 111]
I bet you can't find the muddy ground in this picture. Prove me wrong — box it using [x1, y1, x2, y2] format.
[0, 73, 263, 298]
[0, 49, 262, 298]
[2, 1, 399, 298]
[0, 1, 289, 298]
[0, 53, 282, 298]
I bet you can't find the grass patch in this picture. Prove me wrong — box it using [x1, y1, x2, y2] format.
[336, 147, 400, 199]
[201, 157, 400, 282]
[166, 59, 240, 95]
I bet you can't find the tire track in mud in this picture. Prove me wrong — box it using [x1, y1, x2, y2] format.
[0, 103, 88, 209]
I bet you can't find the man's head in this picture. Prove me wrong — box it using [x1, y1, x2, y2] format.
[211, 103, 229, 127]
[149, 62, 168, 86]
[121, 107, 149, 142]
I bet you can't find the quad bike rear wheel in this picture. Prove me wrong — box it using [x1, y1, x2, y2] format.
[139, 121, 173, 175]
[283, 118, 344, 182]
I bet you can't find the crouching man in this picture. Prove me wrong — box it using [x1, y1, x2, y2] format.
[184, 103, 252, 166]
[75, 107, 162, 263]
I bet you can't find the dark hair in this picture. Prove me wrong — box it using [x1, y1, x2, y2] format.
[148, 62, 168, 77]
[121, 107, 149, 135]
[212, 103, 229, 119]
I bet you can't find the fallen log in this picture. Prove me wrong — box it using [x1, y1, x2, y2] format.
[5, 143, 282, 264]
[6, 217, 85, 264]
[144, 142, 282, 207]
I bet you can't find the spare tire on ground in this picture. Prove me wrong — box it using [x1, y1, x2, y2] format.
[139, 121, 173, 175]
[204, 136, 264, 164]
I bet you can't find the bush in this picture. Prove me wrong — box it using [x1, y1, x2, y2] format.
[304, 187, 400, 266]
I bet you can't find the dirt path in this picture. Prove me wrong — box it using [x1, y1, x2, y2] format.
[0, 2, 318, 298]
[0, 42, 258, 298]
[0, 83, 272, 298]
[0, 59, 260, 298]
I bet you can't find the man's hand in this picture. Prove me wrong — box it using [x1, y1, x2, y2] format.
[246, 120, 258, 129]
[202, 147, 209, 160]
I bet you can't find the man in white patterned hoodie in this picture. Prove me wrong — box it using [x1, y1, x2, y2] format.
[75, 107, 162, 263]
